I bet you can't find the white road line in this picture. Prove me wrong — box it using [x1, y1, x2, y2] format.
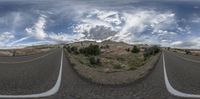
[0, 49, 63, 98]
[163, 52, 200, 98]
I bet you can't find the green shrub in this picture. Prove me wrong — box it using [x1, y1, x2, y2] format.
[89, 56, 101, 65]
[66, 46, 71, 53]
[65, 46, 79, 54]
[128, 66, 137, 70]
[74, 50, 79, 54]
[105, 44, 110, 49]
[152, 45, 160, 54]
[79, 47, 86, 54]
[113, 64, 122, 69]
[185, 50, 191, 55]
[125, 48, 130, 52]
[131, 46, 140, 53]
[143, 45, 160, 60]
[71, 46, 78, 52]
[12, 50, 16, 56]
[143, 52, 150, 60]
[85, 44, 100, 56]
[77, 44, 100, 56]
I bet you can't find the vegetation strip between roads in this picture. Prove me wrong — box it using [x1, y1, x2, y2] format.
[0, 49, 63, 98]
[163, 52, 200, 98]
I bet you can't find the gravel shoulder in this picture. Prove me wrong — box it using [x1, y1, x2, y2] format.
[65, 49, 161, 85]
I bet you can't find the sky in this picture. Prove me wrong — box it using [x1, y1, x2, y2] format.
[0, 0, 200, 49]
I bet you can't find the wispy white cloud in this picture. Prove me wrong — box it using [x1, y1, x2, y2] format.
[0, 32, 15, 48]
[25, 15, 47, 39]
[171, 37, 200, 49]
[13, 40, 57, 48]
[0, 0, 198, 49]
[8, 36, 30, 46]
[73, 9, 181, 45]
[0, 32, 14, 42]
[48, 33, 84, 42]
[25, 14, 84, 43]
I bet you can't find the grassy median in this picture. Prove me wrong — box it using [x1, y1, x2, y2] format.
[65, 41, 160, 73]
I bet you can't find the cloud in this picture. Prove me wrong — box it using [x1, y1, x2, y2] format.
[0, 0, 198, 49]
[171, 41, 183, 46]
[0, 32, 15, 48]
[192, 17, 200, 23]
[13, 40, 57, 48]
[48, 33, 84, 42]
[25, 14, 84, 43]
[171, 37, 200, 49]
[73, 9, 180, 45]
[8, 36, 30, 46]
[11, 12, 22, 31]
[0, 32, 15, 42]
[25, 15, 47, 39]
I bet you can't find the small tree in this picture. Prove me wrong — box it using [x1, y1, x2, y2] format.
[125, 48, 130, 52]
[79, 47, 86, 54]
[185, 50, 191, 55]
[71, 46, 77, 52]
[89, 56, 100, 65]
[12, 50, 16, 56]
[105, 44, 110, 49]
[85, 44, 100, 56]
[70, 46, 79, 54]
[152, 45, 160, 55]
[143, 45, 160, 60]
[131, 46, 140, 53]
[66, 46, 71, 53]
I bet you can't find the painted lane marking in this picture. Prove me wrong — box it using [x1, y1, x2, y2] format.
[0, 49, 63, 98]
[163, 52, 200, 98]
[0, 50, 56, 64]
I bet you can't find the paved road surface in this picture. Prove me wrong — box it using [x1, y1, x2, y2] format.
[0, 49, 200, 99]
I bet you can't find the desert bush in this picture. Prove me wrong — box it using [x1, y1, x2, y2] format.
[113, 64, 122, 69]
[185, 50, 191, 55]
[125, 48, 130, 52]
[12, 50, 16, 56]
[173, 50, 177, 52]
[71, 46, 80, 54]
[152, 45, 160, 54]
[143, 45, 160, 60]
[143, 52, 149, 60]
[89, 56, 101, 65]
[131, 46, 140, 53]
[77, 44, 100, 56]
[85, 44, 100, 56]
[66, 46, 71, 53]
[79, 47, 86, 54]
[74, 50, 79, 54]
[65, 46, 79, 54]
[71, 46, 78, 52]
[105, 44, 110, 49]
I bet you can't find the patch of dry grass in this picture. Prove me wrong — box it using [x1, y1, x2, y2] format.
[67, 41, 150, 72]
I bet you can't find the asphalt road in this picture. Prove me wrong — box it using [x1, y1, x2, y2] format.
[0, 49, 200, 99]
[0, 49, 61, 96]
